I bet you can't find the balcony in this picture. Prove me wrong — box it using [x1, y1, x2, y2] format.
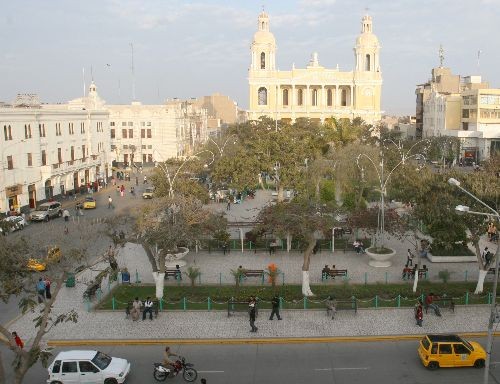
[43, 157, 103, 177]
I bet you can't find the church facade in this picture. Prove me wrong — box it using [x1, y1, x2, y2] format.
[248, 12, 382, 124]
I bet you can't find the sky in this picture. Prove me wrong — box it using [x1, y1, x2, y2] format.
[1, 0, 499, 115]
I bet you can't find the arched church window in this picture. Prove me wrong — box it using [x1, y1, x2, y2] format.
[341, 89, 347, 106]
[283, 89, 289, 106]
[258, 87, 267, 105]
[297, 89, 303, 106]
[312, 89, 318, 106]
[365, 54, 371, 71]
[327, 89, 333, 106]
[260, 52, 266, 69]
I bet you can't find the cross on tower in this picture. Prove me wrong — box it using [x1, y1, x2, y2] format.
[439, 44, 445, 67]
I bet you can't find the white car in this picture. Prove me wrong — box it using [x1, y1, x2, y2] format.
[1, 215, 26, 233]
[47, 350, 130, 384]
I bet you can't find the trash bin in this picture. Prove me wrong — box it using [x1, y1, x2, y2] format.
[66, 273, 75, 287]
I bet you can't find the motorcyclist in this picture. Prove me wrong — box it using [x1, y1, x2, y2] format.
[163, 346, 180, 375]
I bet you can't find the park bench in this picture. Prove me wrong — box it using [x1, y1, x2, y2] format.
[227, 300, 259, 317]
[425, 297, 455, 313]
[322, 269, 348, 280]
[243, 269, 264, 279]
[83, 282, 101, 300]
[326, 298, 357, 316]
[164, 269, 182, 280]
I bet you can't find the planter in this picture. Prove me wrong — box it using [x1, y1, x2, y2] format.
[366, 247, 396, 268]
[165, 247, 189, 268]
[427, 253, 477, 263]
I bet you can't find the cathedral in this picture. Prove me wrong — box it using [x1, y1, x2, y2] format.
[248, 11, 382, 124]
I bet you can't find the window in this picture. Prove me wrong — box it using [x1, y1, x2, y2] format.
[312, 89, 318, 106]
[122, 129, 127, 138]
[110, 129, 115, 139]
[147, 122, 151, 126]
[341, 89, 347, 106]
[56, 123, 62, 136]
[51, 360, 61, 374]
[68, 122, 74, 135]
[327, 89, 333, 106]
[79, 361, 99, 373]
[70, 146, 75, 161]
[7, 156, 13, 170]
[454, 344, 470, 354]
[439, 344, 452, 354]
[82, 145, 86, 159]
[61, 361, 78, 373]
[3, 125, 8, 140]
[80, 122, 85, 134]
[141, 121, 145, 127]
[121, 122, 127, 127]
[128, 129, 133, 138]
[297, 89, 303, 106]
[462, 109, 469, 118]
[365, 54, 371, 71]
[141, 129, 145, 138]
[258, 87, 267, 105]
[58, 148, 62, 164]
[260, 52, 266, 69]
[283, 89, 289, 106]
[110, 122, 115, 127]
[24, 124, 32, 139]
[41, 150, 47, 166]
[128, 121, 133, 126]
[147, 129, 152, 138]
[39, 123, 46, 137]
[27, 153, 32, 166]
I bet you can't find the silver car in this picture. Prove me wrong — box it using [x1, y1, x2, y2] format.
[31, 202, 62, 222]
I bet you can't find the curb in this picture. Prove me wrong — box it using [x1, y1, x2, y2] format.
[47, 332, 496, 347]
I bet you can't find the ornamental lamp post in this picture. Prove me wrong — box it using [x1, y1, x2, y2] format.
[448, 177, 500, 384]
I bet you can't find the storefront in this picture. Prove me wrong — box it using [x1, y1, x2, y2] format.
[28, 184, 36, 208]
[462, 147, 478, 165]
[5, 184, 23, 212]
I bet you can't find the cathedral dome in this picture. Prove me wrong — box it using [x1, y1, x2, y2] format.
[253, 30, 276, 45]
[355, 15, 379, 47]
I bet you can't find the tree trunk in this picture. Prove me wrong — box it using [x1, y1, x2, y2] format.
[277, 185, 284, 202]
[286, 233, 291, 252]
[152, 272, 165, 299]
[475, 269, 488, 294]
[0, 351, 5, 384]
[412, 271, 419, 293]
[302, 236, 316, 296]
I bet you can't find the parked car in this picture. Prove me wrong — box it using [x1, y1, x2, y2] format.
[0, 216, 26, 233]
[418, 334, 486, 369]
[83, 196, 97, 209]
[47, 350, 130, 384]
[27, 246, 61, 272]
[142, 187, 155, 199]
[31, 202, 62, 222]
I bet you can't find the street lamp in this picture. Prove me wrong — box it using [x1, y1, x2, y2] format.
[208, 134, 237, 157]
[448, 177, 500, 384]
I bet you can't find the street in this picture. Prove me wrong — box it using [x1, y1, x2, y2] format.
[9, 338, 500, 384]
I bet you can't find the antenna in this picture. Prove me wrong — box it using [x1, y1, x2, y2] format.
[130, 43, 136, 101]
[82, 67, 86, 97]
[91, 65, 94, 82]
[477, 50, 482, 70]
[438, 44, 445, 67]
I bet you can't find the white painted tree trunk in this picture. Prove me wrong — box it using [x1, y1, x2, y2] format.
[152, 272, 165, 299]
[302, 270, 314, 296]
[286, 233, 291, 252]
[475, 269, 488, 294]
[412, 271, 419, 293]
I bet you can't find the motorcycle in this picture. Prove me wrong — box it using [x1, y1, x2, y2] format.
[153, 357, 198, 382]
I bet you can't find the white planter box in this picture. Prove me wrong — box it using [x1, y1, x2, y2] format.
[427, 253, 477, 263]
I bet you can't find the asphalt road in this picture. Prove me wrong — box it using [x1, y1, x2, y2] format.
[7, 338, 500, 384]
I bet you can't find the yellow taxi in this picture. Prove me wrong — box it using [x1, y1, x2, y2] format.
[418, 334, 486, 370]
[83, 196, 96, 209]
[27, 247, 62, 272]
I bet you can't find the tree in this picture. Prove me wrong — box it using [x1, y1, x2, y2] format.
[256, 198, 339, 296]
[138, 195, 227, 299]
[184, 266, 201, 288]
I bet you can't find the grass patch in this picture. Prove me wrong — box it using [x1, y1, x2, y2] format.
[99, 281, 492, 310]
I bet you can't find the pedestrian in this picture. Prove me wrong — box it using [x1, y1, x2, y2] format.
[326, 296, 337, 319]
[108, 196, 113, 209]
[482, 247, 489, 263]
[143, 297, 154, 321]
[222, 242, 228, 255]
[36, 277, 46, 303]
[226, 197, 231, 211]
[201, 379, 207, 384]
[415, 300, 423, 327]
[249, 300, 258, 333]
[144, 176, 147, 184]
[406, 249, 414, 267]
[44, 276, 52, 299]
[269, 295, 282, 320]
[62, 209, 70, 222]
[11, 332, 23, 349]
[116, 186, 120, 195]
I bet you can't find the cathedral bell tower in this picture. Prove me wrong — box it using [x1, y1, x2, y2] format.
[354, 15, 381, 73]
[250, 11, 276, 71]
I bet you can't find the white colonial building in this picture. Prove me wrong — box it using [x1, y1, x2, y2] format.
[0, 86, 111, 213]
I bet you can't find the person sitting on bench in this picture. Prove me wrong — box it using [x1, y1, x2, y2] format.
[425, 292, 442, 317]
[322, 265, 330, 277]
[353, 240, 365, 254]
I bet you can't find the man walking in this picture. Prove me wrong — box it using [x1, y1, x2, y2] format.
[249, 300, 258, 332]
[108, 196, 113, 209]
[415, 299, 423, 326]
[226, 197, 231, 211]
[36, 278, 46, 303]
[269, 295, 282, 320]
[143, 297, 154, 321]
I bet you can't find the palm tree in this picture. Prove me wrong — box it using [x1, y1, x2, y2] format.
[184, 266, 201, 288]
